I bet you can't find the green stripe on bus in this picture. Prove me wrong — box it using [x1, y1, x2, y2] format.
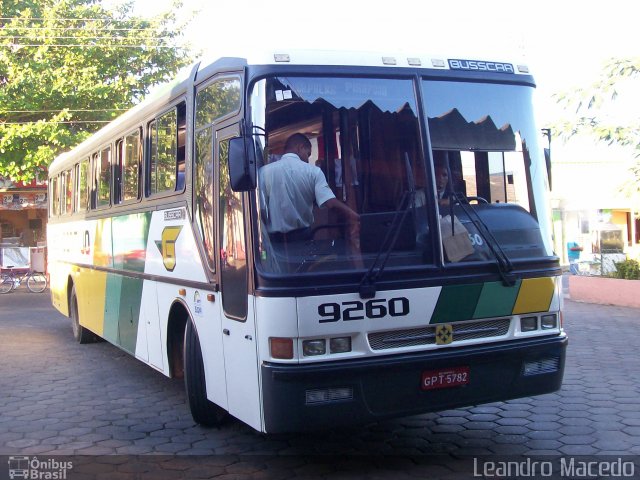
[430, 283, 484, 324]
[118, 276, 144, 354]
[103, 274, 122, 344]
[103, 273, 143, 354]
[473, 280, 522, 319]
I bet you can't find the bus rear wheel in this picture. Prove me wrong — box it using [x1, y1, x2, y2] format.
[70, 285, 97, 344]
[184, 320, 227, 427]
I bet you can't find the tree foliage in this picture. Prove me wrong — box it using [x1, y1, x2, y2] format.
[0, 0, 195, 182]
[554, 58, 640, 167]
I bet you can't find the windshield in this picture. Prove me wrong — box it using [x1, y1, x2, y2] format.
[251, 76, 429, 275]
[422, 80, 553, 264]
[250, 75, 552, 277]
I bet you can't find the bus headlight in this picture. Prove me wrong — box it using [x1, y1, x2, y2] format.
[520, 316, 538, 332]
[303, 339, 326, 356]
[329, 337, 352, 354]
[541, 314, 558, 330]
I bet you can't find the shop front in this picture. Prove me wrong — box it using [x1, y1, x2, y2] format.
[0, 177, 48, 269]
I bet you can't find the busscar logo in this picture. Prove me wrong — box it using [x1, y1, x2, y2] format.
[164, 208, 185, 221]
[448, 59, 515, 74]
[8, 456, 73, 479]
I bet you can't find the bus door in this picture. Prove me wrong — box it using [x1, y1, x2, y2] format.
[217, 127, 262, 430]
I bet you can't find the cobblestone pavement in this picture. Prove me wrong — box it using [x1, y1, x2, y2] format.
[1, 286, 640, 478]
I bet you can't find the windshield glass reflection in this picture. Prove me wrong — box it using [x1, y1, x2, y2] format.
[251, 76, 430, 275]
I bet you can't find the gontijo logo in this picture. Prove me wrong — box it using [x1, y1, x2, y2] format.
[8, 456, 73, 479]
[155, 226, 183, 272]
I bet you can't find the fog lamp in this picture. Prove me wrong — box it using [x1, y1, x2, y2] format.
[541, 314, 558, 330]
[303, 339, 326, 356]
[330, 337, 352, 354]
[521, 316, 538, 332]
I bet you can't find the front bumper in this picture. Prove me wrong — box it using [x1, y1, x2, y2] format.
[261, 334, 567, 433]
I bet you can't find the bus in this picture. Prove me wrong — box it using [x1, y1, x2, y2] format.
[47, 50, 567, 433]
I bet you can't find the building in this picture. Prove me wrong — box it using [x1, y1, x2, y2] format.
[0, 175, 48, 248]
[550, 139, 639, 268]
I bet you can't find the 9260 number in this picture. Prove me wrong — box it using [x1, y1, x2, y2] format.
[318, 297, 410, 323]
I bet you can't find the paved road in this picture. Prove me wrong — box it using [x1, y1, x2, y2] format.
[1, 286, 639, 478]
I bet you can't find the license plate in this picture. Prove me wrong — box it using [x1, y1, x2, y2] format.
[421, 366, 470, 391]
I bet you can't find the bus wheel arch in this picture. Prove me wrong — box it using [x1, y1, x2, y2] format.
[183, 316, 227, 427]
[68, 283, 97, 344]
[66, 275, 75, 313]
[166, 301, 189, 379]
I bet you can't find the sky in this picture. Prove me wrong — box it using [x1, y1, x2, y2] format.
[123, 0, 637, 99]
[115, 0, 638, 149]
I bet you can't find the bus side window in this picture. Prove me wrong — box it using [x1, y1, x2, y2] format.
[176, 103, 186, 191]
[193, 77, 241, 274]
[117, 129, 141, 204]
[114, 139, 123, 204]
[49, 176, 60, 217]
[76, 159, 89, 212]
[195, 126, 215, 272]
[147, 102, 185, 196]
[149, 110, 176, 194]
[147, 120, 157, 196]
[97, 147, 112, 208]
[124, 129, 141, 201]
[90, 153, 98, 209]
[63, 169, 73, 215]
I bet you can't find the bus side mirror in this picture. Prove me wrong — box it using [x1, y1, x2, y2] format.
[544, 148, 552, 190]
[229, 136, 257, 192]
[541, 128, 552, 190]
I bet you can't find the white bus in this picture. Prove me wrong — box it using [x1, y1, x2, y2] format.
[48, 51, 567, 433]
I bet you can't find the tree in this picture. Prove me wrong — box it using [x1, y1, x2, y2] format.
[0, 0, 195, 182]
[554, 57, 640, 186]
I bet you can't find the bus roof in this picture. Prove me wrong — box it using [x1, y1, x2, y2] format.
[48, 50, 531, 175]
[224, 49, 530, 72]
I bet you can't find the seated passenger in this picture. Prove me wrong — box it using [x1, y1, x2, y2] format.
[435, 159, 451, 207]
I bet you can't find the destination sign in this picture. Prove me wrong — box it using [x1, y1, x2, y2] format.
[448, 59, 515, 74]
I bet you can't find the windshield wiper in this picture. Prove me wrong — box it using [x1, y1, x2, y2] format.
[451, 192, 515, 286]
[359, 153, 416, 299]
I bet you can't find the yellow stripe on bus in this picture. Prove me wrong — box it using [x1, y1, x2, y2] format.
[75, 268, 107, 336]
[512, 277, 555, 314]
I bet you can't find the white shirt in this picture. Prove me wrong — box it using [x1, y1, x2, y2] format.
[259, 153, 335, 233]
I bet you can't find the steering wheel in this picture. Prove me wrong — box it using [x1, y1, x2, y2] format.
[465, 196, 489, 204]
[309, 222, 347, 239]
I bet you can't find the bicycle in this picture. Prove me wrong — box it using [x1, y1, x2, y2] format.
[0, 266, 48, 294]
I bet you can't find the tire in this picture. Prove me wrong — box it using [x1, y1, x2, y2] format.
[27, 272, 47, 293]
[0, 275, 13, 294]
[69, 285, 97, 344]
[184, 320, 227, 427]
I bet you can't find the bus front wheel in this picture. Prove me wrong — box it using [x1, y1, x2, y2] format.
[70, 285, 97, 344]
[184, 320, 227, 427]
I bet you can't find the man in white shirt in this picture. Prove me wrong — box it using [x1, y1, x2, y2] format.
[259, 133, 359, 242]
